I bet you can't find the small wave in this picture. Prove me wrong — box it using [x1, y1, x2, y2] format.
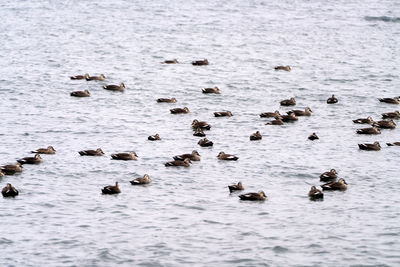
[273, 246, 289, 253]
[364, 16, 400, 23]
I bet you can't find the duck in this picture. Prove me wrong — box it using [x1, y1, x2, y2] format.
[193, 128, 206, 137]
[170, 107, 190, 114]
[378, 97, 399, 104]
[157, 98, 177, 103]
[86, 74, 105, 81]
[78, 148, 104, 156]
[31, 146, 56, 154]
[17, 154, 42, 165]
[1, 163, 23, 175]
[101, 182, 120, 194]
[321, 178, 347, 191]
[373, 120, 396, 129]
[130, 174, 151, 185]
[265, 119, 284, 125]
[327, 95, 338, 104]
[387, 142, 400, 146]
[148, 134, 161, 141]
[353, 116, 374, 124]
[2, 183, 19, 197]
[320, 169, 338, 182]
[382, 111, 400, 119]
[111, 152, 138, 160]
[103, 83, 125, 92]
[288, 107, 312, 116]
[173, 150, 201, 161]
[198, 138, 213, 147]
[260, 110, 280, 118]
[214, 111, 233, 117]
[228, 182, 244, 192]
[70, 74, 89, 80]
[239, 191, 267, 201]
[192, 119, 211, 130]
[192, 59, 209, 66]
[356, 126, 381, 134]
[308, 133, 319, 140]
[274, 66, 291, 71]
[277, 112, 298, 122]
[308, 186, 324, 200]
[162, 59, 178, 64]
[280, 97, 296, 106]
[165, 158, 191, 167]
[250, 131, 262, 141]
[70, 90, 90, 97]
[202, 87, 220, 94]
[217, 152, 238, 161]
[358, 141, 381, 151]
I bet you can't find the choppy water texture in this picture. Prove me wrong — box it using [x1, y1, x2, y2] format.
[1, 0, 400, 266]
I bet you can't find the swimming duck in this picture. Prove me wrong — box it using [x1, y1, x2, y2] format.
[382, 111, 400, 119]
[198, 138, 213, 147]
[358, 141, 381, 151]
[157, 98, 177, 103]
[173, 150, 201, 161]
[148, 134, 161, 141]
[280, 97, 296, 106]
[265, 119, 284, 125]
[356, 126, 381, 134]
[320, 169, 338, 182]
[79, 148, 104, 156]
[260, 110, 280, 118]
[111, 152, 138, 160]
[192, 59, 209, 66]
[308, 186, 324, 200]
[274, 66, 291, 71]
[217, 152, 238, 161]
[70, 90, 90, 97]
[228, 182, 244, 192]
[70, 74, 89, 80]
[31, 146, 56, 154]
[353, 116, 374, 124]
[101, 182, 120, 194]
[214, 111, 233, 117]
[86, 74, 105, 81]
[17, 154, 42, 165]
[250, 131, 262, 141]
[103, 83, 125, 92]
[165, 158, 191, 167]
[327, 95, 338, 104]
[321, 178, 347, 191]
[170, 107, 190, 114]
[130, 174, 151, 185]
[308, 133, 319, 140]
[193, 128, 206, 137]
[289, 107, 312, 116]
[387, 142, 400, 146]
[202, 87, 220, 94]
[2, 183, 19, 197]
[163, 59, 178, 64]
[373, 120, 396, 129]
[277, 112, 298, 122]
[192, 120, 211, 130]
[1, 163, 23, 175]
[378, 97, 399, 104]
[239, 191, 267, 201]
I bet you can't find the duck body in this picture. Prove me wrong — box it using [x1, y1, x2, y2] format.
[239, 191, 266, 201]
[17, 154, 42, 165]
[353, 116, 374, 124]
[157, 98, 177, 103]
[228, 182, 244, 192]
[217, 152, 238, 161]
[130, 174, 151, 185]
[356, 127, 381, 134]
[250, 131, 262, 141]
[358, 142, 381, 151]
[277, 113, 298, 122]
[308, 133, 319, 140]
[111, 152, 138, 160]
[387, 142, 400, 146]
[70, 74, 89, 80]
[320, 169, 337, 182]
[202, 87, 220, 94]
[79, 148, 104, 156]
[192, 59, 209, 66]
[31, 146, 56, 154]
[163, 59, 178, 64]
[103, 83, 125, 92]
[274, 65, 291, 71]
[165, 158, 191, 167]
[214, 111, 232, 117]
[170, 107, 189, 114]
[192, 120, 211, 130]
[373, 120, 396, 129]
[1, 163, 23, 175]
[173, 150, 201, 161]
[382, 111, 400, 119]
[260, 111, 280, 118]
[86, 74, 105, 81]
[2, 183, 19, 197]
[321, 178, 347, 191]
[379, 97, 399, 104]
[266, 119, 284, 125]
[102, 182, 120, 194]
[308, 186, 323, 200]
[280, 98, 296, 106]
[70, 90, 90, 97]
[198, 138, 213, 147]
[289, 107, 312, 116]
[148, 134, 161, 141]
[193, 128, 206, 137]
[327, 95, 338, 104]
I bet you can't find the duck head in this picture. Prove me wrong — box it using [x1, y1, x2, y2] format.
[192, 150, 200, 156]
[96, 148, 104, 154]
[338, 178, 347, 185]
[120, 83, 125, 88]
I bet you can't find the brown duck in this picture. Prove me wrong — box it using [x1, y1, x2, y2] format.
[165, 158, 191, 167]
[217, 152, 238, 161]
[260, 110, 280, 118]
[280, 97, 296, 106]
[373, 120, 396, 129]
[173, 150, 201, 161]
[320, 169, 337, 182]
[327, 95, 338, 104]
[192, 120, 211, 130]
[278, 112, 298, 122]
[2, 183, 19, 197]
[86, 74, 105, 81]
[157, 98, 177, 103]
[214, 111, 233, 117]
[382, 111, 400, 119]
[193, 128, 206, 137]
[378, 97, 399, 104]
[163, 59, 178, 64]
[70, 74, 89, 80]
[170, 107, 189, 114]
[1, 163, 23, 175]
[130, 174, 151, 185]
[308, 133, 319, 140]
[265, 119, 284, 125]
[148, 134, 161, 141]
[17, 154, 42, 165]
[353, 116, 374, 124]
[111, 152, 138, 160]
[31, 146, 56, 154]
[228, 182, 244, 193]
[202, 87, 220, 94]
[70, 90, 90, 97]
[103, 83, 125, 92]
[356, 126, 381, 134]
[387, 142, 400, 146]
[250, 131, 262, 141]
[79, 148, 104, 156]
[239, 191, 267, 201]
[308, 186, 323, 200]
[321, 178, 347, 191]
[274, 66, 291, 71]
[192, 59, 209, 66]
[289, 107, 312, 116]
[198, 138, 213, 147]
[101, 182, 120, 194]
[358, 141, 381, 151]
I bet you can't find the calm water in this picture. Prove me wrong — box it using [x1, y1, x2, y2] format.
[1, 0, 400, 266]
